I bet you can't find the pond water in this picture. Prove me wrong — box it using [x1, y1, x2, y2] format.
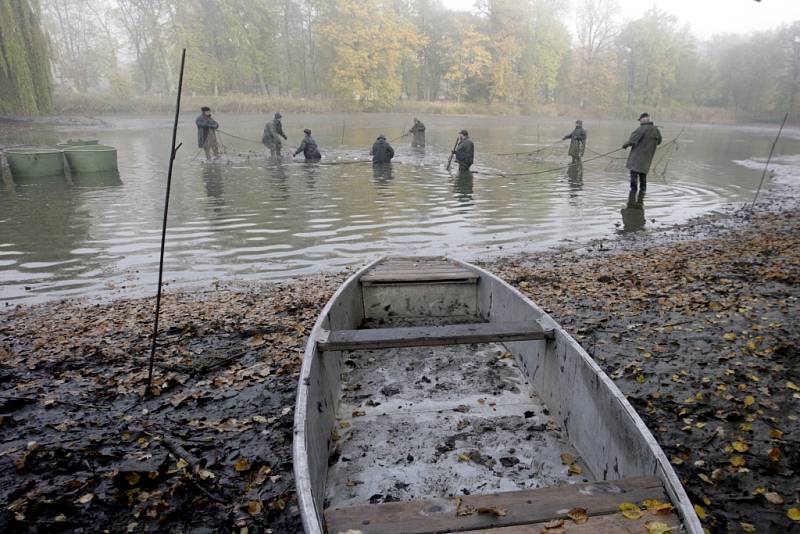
[1, 112, 798, 304]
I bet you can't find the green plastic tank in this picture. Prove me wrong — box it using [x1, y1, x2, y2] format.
[65, 138, 99, 146]
[63, 145, 118, 173]
[5, 148, 66, 177]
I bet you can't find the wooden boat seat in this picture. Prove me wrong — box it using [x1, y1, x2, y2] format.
[360, 257, 479, 286]
[317, 321, 553, 352]
[324, 476, 680, 534]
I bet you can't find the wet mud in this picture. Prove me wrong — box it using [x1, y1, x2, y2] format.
[1, 185, 798, 532]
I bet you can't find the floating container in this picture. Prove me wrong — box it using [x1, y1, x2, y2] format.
[63, 145, 118, 173]
[65, 138, 99, 146]
[5, 148, 65, 177]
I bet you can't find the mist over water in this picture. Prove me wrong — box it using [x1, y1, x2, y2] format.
[1, 113, 798, 304]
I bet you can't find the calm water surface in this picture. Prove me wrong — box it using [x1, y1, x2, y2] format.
[1, 113, 798, 304]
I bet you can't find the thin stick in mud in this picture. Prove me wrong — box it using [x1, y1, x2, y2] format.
[752, 112, 789, 208]
[147, 49, 186, 395]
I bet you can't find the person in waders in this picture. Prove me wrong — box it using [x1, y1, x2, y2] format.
[562, 120, 586, 166]
[622, 112, 662, 191]
[453, 129, 474, 172]
[262, 112, 288, 159]
[294, 129, 322, 160]
[196, 106, 220, 161]
[409, 117, 426, 147]
[370, 135, 395, 164]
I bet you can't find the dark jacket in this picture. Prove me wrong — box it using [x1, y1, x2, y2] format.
[196, 115, 219, 148]
[623, 122, 662, 174]
[262, 118, 287, 146]
[370, 139, 395, 163]
[409, 120, 426, 147]
[563, 126, 587, 158]
[294, 134, 321, 160]
[455, 136, 474, 168]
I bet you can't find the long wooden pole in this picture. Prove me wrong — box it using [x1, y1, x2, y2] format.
[147, 49, 186, 395]
[751, 112, 788, 208]
[446, 136, 460, 171]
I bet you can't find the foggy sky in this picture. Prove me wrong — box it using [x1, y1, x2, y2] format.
[441, 0, 800, 39]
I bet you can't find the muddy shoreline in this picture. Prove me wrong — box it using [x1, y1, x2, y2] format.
[1, 184, 799, 533]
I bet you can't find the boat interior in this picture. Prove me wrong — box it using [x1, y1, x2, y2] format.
[298, 257, 686, 533]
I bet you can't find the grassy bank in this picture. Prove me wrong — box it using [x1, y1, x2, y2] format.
[49, 92, 754, 124]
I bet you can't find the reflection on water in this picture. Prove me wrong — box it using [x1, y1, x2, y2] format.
[0, 113, 797, 303]
[620, 190, 646, 233]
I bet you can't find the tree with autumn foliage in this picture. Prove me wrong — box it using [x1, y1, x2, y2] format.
[317, 0, 425, 109]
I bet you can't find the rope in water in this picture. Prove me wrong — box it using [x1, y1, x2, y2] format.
[493, 139, 564, 157]
[218, 129, 264, 145]
[498, 148, 626, 177]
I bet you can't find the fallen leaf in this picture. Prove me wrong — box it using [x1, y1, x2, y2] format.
[645, 521, 674, 534]
[788, 508, 800, 521]
[477, 506, 507, 517]
[619, 502, 643, 520]
[234, 458, 250, 472]
[730, 456, 746, 467]
[568, 463, 582, 475]
[723, 332, 737, 341]
[731, 441, 749, 452]
[77, 493, 94, 504]
[694, 504, 708, 520]
[764, 491, 783, 505]
[567, 507, 587, 524]
[248, 500, 263, 515]
[543, 518, 565, 529]
[767, 447, 781, 462]
[740, 523, 756, 532]
[560, 453, 574, 465]
[176, 458, 189, 470]
[787, 381, 800, 392]
[198, 469, 215, 480]
[743, 395, 755, 407]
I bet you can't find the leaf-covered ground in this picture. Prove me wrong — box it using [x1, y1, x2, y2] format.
[1, 193, 799, 533]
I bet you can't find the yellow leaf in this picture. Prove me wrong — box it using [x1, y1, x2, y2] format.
[234, 458, 250, 472]
[125, 472, 141, 486]
[560, 453, 574, 465]
[77, 493, 94, 504]
[787, 508, 800, 521]
[723, 332, 737, 341]
[743, 396, 755, 407]
[252, 415, 268, 423]
[642, 499, 663, 510]
[731, 441, 749, 452]
[764, 491, 784, 505]
[769, 428, 783, 439]
[619, 502, 643, 520]
[740, 422, 753, 432]
[730, 456, 746, 467]
[752, 486, 766, 495]
[740, 523, 756, 532]
[670, 456, 684, 465]
[568, 463, 582, 475]
[457, 453, 471, 462]
[694, 504, 708, 520]
[568, 507, 588, 524]
[698, 473, 714, 485]
[645, 521, 674, 534]
[247, 500, 263, 515]
[543, 518, 565, 529]
[176, 458, 189, 470]
[787, 381, 800, 392]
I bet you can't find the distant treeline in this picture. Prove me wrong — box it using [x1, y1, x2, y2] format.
[6, 1, 800, 120]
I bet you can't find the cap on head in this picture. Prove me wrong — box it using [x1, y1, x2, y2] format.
[459, 129, 469, 136]
[638, 112, 649, 120]
[275, 112, 282, 119]
[201, 106, 211, 112]
[575, 120, 583, 125]
[304, 128, 311, 135]
[377, 134, 386, 140]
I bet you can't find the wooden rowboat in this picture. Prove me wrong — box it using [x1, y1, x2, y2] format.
[294, 257, 702, 534]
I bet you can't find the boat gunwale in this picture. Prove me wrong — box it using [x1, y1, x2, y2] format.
[453, 258, 703, 534]
[293, 258, 382, 534]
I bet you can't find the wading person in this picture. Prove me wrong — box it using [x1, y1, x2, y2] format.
[262, 112, 288, 159]
[409, 117, 426, 147]
[453, 129, 474, 171]
[370, 135, 395, 164]
[196, 106, 220, 161]
[622, 112, 662, 191]
[562, 119, 586, 166]
[293, 129, 322, 160]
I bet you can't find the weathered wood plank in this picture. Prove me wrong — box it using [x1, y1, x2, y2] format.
[325, 476, 668, 534]
[318, 321, 553, 352]
[458, 510, 681, 533]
